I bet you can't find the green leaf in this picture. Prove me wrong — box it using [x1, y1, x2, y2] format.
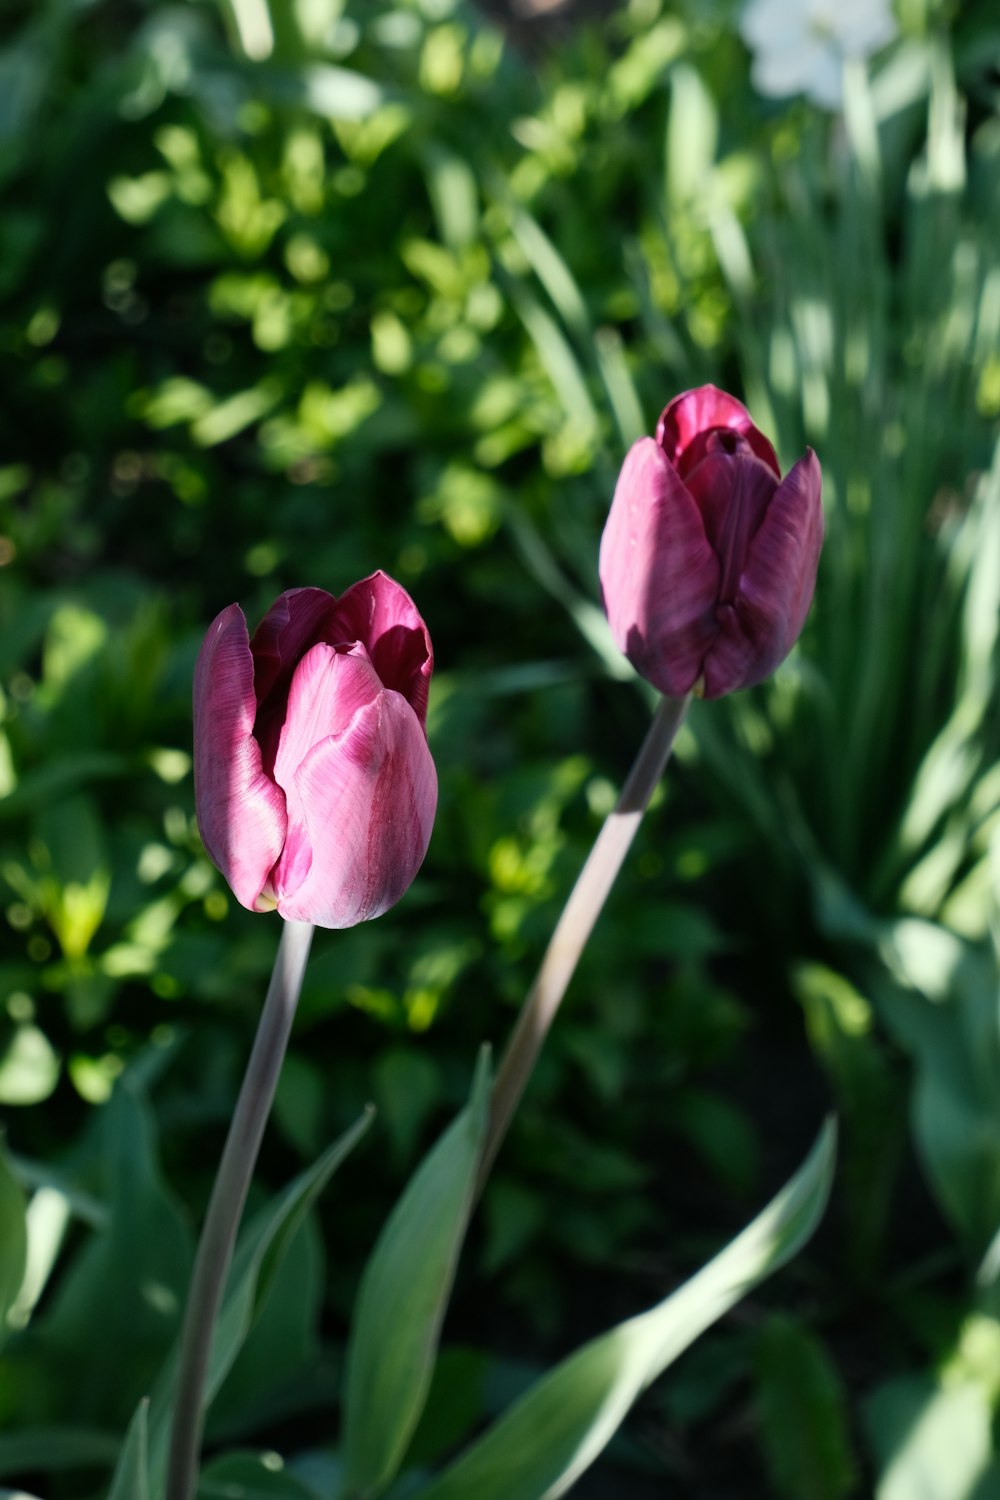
[874, 935, 1000, 1252]
[0, 1427, 120, 1478]
[207, 1212, 322, 1438]
[253, 62, 385, 123]
[342, 1048, 492, 1499]
[754, 1315, 856, 1500]
[146, 1109, 373, 1491]
[508, 287, 598, 441]
[198, 1451, 318, 1499]
[667, 63, 718, 204]
[423, 145, 479, 251]
[0, 1138, 28, 1337]
[0, 1024, 60, 1106]
[108, 1399, 150, 1500]
[34, 1080, 193, 1426]
[866, 1374, 1000, 1500]
[410, 1120, 836, 1500]
[218, 1113, 372, 1371]
[404, 1347, 491, 1471]
[795, 964, 905, 1276]
[0, 754, 131, 822]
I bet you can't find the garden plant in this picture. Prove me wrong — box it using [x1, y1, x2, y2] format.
[0, 0, 998, 1497]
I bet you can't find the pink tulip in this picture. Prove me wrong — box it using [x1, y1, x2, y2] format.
[599, 385, 824, 699]
[193, 572, 437, 927]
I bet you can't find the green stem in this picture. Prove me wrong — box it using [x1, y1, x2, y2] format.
[478, 693, 691, 1192]
[165, 918, 314, 1500]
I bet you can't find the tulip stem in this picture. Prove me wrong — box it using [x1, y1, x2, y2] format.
[478, 692, 691, 1192]
[165, 918, 315, 1500]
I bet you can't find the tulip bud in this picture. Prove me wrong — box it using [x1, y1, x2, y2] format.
[599, 385, 823, 699]
[193, 571, 437, 928]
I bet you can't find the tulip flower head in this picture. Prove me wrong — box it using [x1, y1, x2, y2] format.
[194, 572, 437, 928]
[600, 385, 823, 699]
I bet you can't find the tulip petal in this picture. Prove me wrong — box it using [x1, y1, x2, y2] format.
[702, 448, 824, 697]
[656, 386, 780, 480]
[275, 687, 438, 929]
[271, 642, 383, 797]
[193, 604, 287, 911]
[684, 444, 778, 605]
[269, 642, 384, 897]
[599, 437, 720, 697]
[250, 588, 338, 773]
[330, 571, 434, 728]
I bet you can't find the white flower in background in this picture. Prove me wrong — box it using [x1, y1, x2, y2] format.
[740, 0, 897, 110]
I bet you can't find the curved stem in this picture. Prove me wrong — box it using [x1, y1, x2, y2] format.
[165, 918, 314, 1500]
[478, 693, 691, 1193]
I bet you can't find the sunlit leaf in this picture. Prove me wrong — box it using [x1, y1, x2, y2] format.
[0, 1026, 59, 1106]
[0, 1142, 27, 1338]
[410, 1120, 836, 1500]
[866, 1374, 999, 1500]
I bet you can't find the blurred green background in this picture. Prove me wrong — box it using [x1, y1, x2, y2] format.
[0, 0, 999, 1494]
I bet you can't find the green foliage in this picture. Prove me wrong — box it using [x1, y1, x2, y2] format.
[754, 1316, 856, 1500]
[875, 923, 1000, 1255]
[15, 1082, 193, 1429]
[0, 0, 998, 1493]
[342, 1050, 490, 1498]
[866, 1368, 1000, 1500]
[0, 1144, 27, 1344]
[197, 1450, 321, 1498]
[410, 1122, 835, 1500]
[108, 1400, 150, 1500]
[795, 963, 905, 1279]
[146, 1106, 374, 1488]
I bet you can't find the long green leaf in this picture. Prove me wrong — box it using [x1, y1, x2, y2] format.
[147, 1109, 373, 1495]
[108, 1399, 149, 1500]
[342, 1049, 491, 1499]
[411, 1119, 837, 1500]
[0, 1138, 27, 1341]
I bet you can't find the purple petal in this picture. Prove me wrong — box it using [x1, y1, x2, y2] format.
[250, 588, 338, 774]
[328, 571, 433, 728]
[702, 449, 824, 697]
[193, 604, 287, 911]
[656, 386, 780, 481]
[684, 444, 779, 604]
[274, 687, 438, 929]
[599, 437, 720, 697]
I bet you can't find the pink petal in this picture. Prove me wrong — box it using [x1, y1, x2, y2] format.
[656, 386, 780, 480]
[250, 588, 338, 773]
[328, 571, 433, 728]
[193, 604, 287, 911]
[599, 437, 720, 697]
[274, 687, 438, 929]
[702, 449, 824, 697]
[272, 644, 383, 796]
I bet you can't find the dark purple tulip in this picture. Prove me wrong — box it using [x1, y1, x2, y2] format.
[193, 572, 437, 927]
[599, 385, 824, 699]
